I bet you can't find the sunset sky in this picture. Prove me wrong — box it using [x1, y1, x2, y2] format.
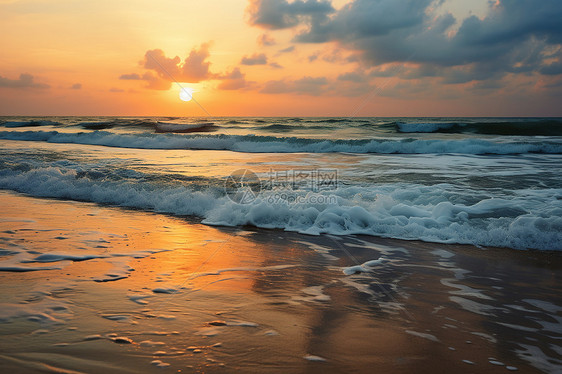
[1, 0, 561, 116]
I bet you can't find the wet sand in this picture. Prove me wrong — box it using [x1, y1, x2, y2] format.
[0, 191, 561, 373]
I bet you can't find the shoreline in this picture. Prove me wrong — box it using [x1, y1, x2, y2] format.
[0, 191, 561, 373]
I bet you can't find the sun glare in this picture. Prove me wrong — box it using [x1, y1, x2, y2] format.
[179, 87, 194, 102]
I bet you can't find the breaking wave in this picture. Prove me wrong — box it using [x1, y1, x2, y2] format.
[0, 159, 560, 251]
[1, 130, 561, 155]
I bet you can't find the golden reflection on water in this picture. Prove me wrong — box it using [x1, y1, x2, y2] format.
[3, 191, 556, 373]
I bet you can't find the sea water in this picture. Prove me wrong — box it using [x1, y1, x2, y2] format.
[0, 116, 561, 251]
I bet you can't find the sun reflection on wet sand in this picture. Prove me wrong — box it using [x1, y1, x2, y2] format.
[1, 191, 561, 373]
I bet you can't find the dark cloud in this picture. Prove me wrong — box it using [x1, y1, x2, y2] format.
[70, 83, 82, 89]
[0, 73, 49, 89]
[261, 74, 373, 97]
[297, 0, 433, 43]
[401, 64, 440, 79]
[241, 53, 268, 65]
[269, 62, 283, 69]
[539, 50, 562, 75]
[248, 0, 562, 84]
[246, 0, 334, 30]
[441, 65, 505, 84]
[541, 62, 562, 76]
[109, 87, 124, 93]
[337, 71, 364, 83]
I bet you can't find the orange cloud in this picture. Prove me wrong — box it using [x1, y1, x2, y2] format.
[217, 68, 249, 90]
[142, 44, 213, 85]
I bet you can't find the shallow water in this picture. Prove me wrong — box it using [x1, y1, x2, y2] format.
[0, 192, 560, 373]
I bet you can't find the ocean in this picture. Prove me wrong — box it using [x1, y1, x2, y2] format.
[1, 116, 562, 373]
[1, 116, 561, 251]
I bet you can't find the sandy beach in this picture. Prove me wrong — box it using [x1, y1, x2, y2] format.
[1, 190, 560, 373]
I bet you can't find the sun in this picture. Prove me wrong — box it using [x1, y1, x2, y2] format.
[179, 87, 194, 102]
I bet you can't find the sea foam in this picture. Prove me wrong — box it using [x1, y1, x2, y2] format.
[0, 164, 560, 251]
[1, 130, 561, 155]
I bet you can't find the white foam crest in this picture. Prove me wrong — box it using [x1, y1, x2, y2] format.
[204, 190, 562, 250]
[1, 130, 561, 155]
[0, 166, 560, 251]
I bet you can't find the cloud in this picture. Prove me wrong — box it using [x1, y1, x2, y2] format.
[217, 67, 249, 90]
[298, 0, 433, 43]
[543, 76, 562, 89]
[539, 49, 562, 75]
[308, 53, 319, 62]
[143, 49, 182, 79]
[70, 83, 82, 89]
[260, 74, 373, 97]
[181, 43, 213, 82]
[294, 76, 328, 95]
[109, 87, 124, 93]
[246, 0, 334, 30]
[123, 43, 260, 91]
[337, 71, 364, 83]
[241, 53, 268, 65]
[257, 33, 276, 46]
[261, 76, 328, 95]
[248, 0, 562, 85]
[120, 44, 218, 90]
[119, 73, 141, 80]
[119, 70, 171, 90]
[140, 71, 171, 90]
[269, 62, 283, 69]
[0, 73, 49, 89]
[278, 45, 295, 53]
[261, 80, 290, 94]
[142, 44, 213, 84]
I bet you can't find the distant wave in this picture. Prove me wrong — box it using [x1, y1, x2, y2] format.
[0, 118, 158, 130]
[79, 121, 116, 130]
[2, 120, 62, 128]
[256, 123, 334, 131]
[4, 117, 561, 136]
[0, 160, 560, 251]
[1, 130, 561, 155]
[396, 119, 562, 136]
